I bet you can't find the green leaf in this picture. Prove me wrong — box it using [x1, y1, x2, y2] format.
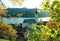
[51, 30, 55, 34]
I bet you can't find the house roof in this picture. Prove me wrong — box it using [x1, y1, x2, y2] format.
[23, 19, 36, 24]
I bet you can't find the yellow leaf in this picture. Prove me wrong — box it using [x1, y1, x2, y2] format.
[17, 13, 22, 17]
[37, 9, 42, 12]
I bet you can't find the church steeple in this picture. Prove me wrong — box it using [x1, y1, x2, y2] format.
[35, 7, 38, 23]
[36, 7, 37, 14]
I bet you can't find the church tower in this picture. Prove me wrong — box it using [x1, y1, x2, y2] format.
[35, 7, 38, 23]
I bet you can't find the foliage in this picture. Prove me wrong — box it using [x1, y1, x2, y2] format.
[28, 0, 60, 40]
[0, 0, 6, 9]
[17, 13, 23, 17]
[0, 39, 9, 41]
[0, 0, 24, 17]
[43, 0, 60, 22]
[46, 20, 59, 30]
[42, 0, 60, 41]
[0, 21, 17, 41]
[28, 23, 57, 41]
[28, 24, 44, 41]
[9, 0, 24, 6]
[0, 9, 8, 15]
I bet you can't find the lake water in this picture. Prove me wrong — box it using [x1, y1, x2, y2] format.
[0, 17, 50, 24]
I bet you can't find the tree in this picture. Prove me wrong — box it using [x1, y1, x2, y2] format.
[43, 0, 60, 22]
[0, 21, 17, 41]
[0, 0, 8, 16]
[0, 0, 24, 17]
[0, 0, 6, 9]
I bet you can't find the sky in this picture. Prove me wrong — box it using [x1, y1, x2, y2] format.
[2, 0, 44, 9]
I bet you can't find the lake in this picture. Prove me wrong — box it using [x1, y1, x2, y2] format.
[0, 17, 50, 24]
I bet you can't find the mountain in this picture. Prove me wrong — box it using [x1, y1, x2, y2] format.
[6, 8, 50, 18]
[7, 8, 28, 15]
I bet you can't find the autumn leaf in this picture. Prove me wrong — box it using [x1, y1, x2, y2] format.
[17, 13, 22, 17]
[9, 0, 24, 6]
[37, 9, 42, 12]
[0, 9, 8, 15]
